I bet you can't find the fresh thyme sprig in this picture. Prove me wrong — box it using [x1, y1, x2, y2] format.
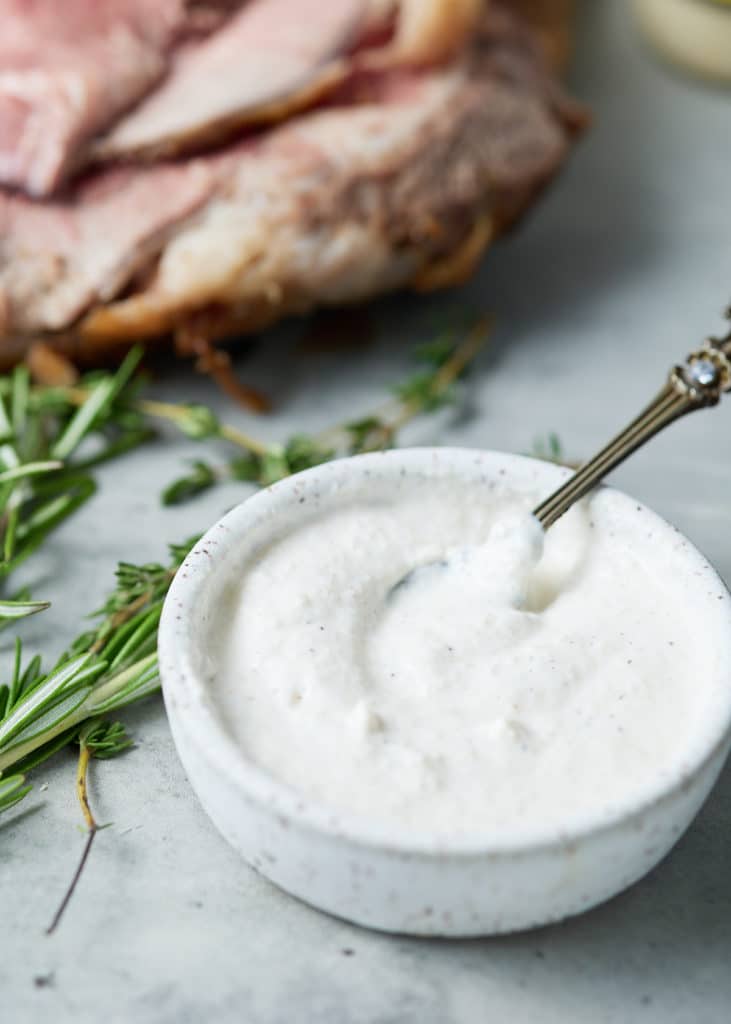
[161, 317, 491, 503]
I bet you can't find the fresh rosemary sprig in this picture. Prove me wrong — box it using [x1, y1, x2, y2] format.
[0, 349, 153, 602]
[0, 539, 195, 783]
[0, 346, 260, 605]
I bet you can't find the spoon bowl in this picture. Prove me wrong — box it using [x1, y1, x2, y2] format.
[393, 326, 731, 594]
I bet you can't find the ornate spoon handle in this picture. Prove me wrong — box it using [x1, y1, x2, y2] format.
[533, 320, 731, 530]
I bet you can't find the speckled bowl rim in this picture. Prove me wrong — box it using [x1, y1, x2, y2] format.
[159, 448, 731, 857]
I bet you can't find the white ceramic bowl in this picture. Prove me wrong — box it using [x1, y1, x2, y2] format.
[159, 449, 731, 937]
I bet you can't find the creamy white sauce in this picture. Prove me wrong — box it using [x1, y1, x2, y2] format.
[210, 479, 717, 839]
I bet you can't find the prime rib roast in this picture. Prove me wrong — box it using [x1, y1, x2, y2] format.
[0, 0, 585, 380]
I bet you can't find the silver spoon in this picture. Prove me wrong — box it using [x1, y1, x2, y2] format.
[393, 314, 731, 593]
[533, 316, 731, 528]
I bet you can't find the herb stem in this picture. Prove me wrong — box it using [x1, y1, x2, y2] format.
[136, 400, 268, 455]
[58, 391, 270, 457]
[46, 741, 97, 935]
[217, 422, 270, 456]
[77, 743, 95, 831]
[318, 315, 491, 452]
[89, 583, 171, 654]
[390, 316, 490, 433]
[431, 315, 492, 394]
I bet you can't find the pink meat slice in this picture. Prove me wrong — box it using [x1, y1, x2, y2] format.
[0, 157, 224, 331]
[96, 0, 368, 160]
[0, 0, 186, 196]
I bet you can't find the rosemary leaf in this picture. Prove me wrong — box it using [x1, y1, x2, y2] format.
[0, 394, 20, 470]
[10, 365, 29, 440]
[87, 658, 160, 716]
[107, 607, 162, 671]
[0, 460, 63, 484]
[11, 636, 22, 701]
[3, 506, 18, 562]
[0, 475, 97, 580]
[0, 597, 50, 623]
[6, 726, 79, 776]
[51, 347, 143, 460]
[0, 773, 31, 813]
[3, 686, 96, 755]
[0, 653, 101, 748]
[20, 653, 43, 694]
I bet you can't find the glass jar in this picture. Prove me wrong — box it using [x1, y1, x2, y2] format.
[633, 0, 731, 81]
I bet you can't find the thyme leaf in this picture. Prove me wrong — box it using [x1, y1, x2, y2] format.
[530, 433, 580, 468]
[161, 460, 218, 506]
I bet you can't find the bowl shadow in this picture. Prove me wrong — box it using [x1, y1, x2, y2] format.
[419, 759, 731, 1005]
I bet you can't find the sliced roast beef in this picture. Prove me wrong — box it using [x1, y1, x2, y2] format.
[94, 0, 368, 162]
[0, 1, 584, 360]
[0, 0, 193, 196]
[78, 13, 583, 345]
[0, 158, 224, 332]
[94, 0, 488, 164]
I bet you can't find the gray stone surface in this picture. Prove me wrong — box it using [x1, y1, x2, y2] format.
[2, 2, 731, 1021]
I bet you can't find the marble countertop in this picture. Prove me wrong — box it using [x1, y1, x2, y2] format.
[3, 3, 731, 1022]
